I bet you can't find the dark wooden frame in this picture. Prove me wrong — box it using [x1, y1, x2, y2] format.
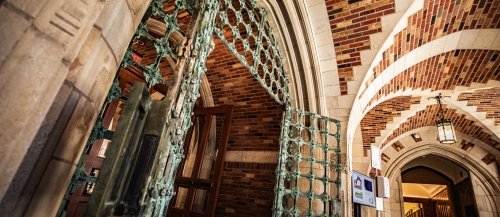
[169, 105, 234, 217]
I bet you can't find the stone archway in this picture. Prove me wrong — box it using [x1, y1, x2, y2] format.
[383, 144, 500, 217]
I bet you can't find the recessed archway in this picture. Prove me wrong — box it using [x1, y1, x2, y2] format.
[383, 144, 500, 217]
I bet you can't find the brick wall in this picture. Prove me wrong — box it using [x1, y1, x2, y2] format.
[382, 104, 500, 150]
[205, 37, 282, 215]
[326, 0, 396, 95]
[215, 162, 277, 217]
[458, 87, 500, 125]
[206, 38, 283, 151]
[360, 96, 420, 155]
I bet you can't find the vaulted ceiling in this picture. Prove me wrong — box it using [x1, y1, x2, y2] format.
[331, 0, 499, 167]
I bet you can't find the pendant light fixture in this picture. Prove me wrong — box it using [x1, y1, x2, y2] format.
[432, 93, 457, 144]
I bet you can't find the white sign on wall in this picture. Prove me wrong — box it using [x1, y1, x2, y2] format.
[352, 171, 376, 207]
[376, 197, 384, 211]
[371, 145, 381, 170]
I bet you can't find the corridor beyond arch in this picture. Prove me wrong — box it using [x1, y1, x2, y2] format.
[383, 144, 500, 217]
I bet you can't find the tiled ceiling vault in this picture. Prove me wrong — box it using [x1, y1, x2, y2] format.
[367, 50, 499, 108]
[329, 0, 500, 167]
[327, 0, 396, 95]
[457, 87, 500, 125]
[360, 96, 421, 154]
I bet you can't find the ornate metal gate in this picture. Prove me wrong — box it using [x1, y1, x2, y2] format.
[81, 0, 342, 216]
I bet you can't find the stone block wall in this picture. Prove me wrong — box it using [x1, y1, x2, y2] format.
[0, 0, 151, 216]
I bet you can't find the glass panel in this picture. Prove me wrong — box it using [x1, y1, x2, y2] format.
[174, 187, 189, 209]
[182, 116, 203, 177]
[198, 115, 225, 179]
[444, 124, 455, 140]
[191, 188, 209, 213]
[97, 139, 110, 158]
[437, 123, 446, 141]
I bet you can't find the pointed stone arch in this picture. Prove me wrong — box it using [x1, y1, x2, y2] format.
[383, 144, 500, 217]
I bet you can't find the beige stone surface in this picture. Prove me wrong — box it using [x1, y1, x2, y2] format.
[0, 28, 67, 200]
[127, 0, 152, 19]
[95, 0, 135, 64]
[0, 5, 31, 66]
[52, 95, 97, 164]
[225, 151, 278, 163]
[66, 26, 102, 85]
[32, 0, 70, 45]
[87, 38, 120, 106]
[24, 159, 74, 217]
[68, 28, 117, 107]
[62, 0, 105, 62]
[6, 0, 49, 17]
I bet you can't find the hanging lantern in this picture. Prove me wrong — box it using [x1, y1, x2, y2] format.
[436, 119, 457, 144]
[433, 93, 457, 144]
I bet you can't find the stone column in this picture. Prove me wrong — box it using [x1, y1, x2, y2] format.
[388, 173, 403, 217]
[0, 0, 151, 216]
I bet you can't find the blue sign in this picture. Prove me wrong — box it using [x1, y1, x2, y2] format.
[352, 171, 376, 207]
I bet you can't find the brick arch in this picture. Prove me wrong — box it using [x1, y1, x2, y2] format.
[360, 96, 421, 155]
[365, 91, 500, 149]
[367, 49, 500, 109]
[347, 32, 500, 156]
[458, 87, 500, 125]
[381, 104, 500, 151]
[362, 0, 499, 92]
[357, 49, 499, 154]
[378, 127, 500, 183]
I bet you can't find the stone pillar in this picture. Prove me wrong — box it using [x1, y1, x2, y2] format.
[0, 0, 151, 216]
[470, 173, 500, 217]
[388, 173, 403, 217]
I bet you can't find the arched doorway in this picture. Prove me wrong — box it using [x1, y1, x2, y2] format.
[383, 144, 500, 217]
[401, 156, 477, 217]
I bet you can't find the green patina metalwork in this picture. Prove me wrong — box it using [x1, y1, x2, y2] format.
[211, 1, 342, 215]
[139, 1, 221, 215]
[65, 0, 342, 216]
[213, 0, 290, 105]
[107, 79, 122, 102]
[120, 0, 186, 89]
[273, 108, 342, 217]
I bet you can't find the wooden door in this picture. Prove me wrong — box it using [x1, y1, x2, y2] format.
[168, 105, 233, 217]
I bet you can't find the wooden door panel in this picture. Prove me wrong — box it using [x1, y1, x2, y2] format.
[168, 105, 233, 217]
